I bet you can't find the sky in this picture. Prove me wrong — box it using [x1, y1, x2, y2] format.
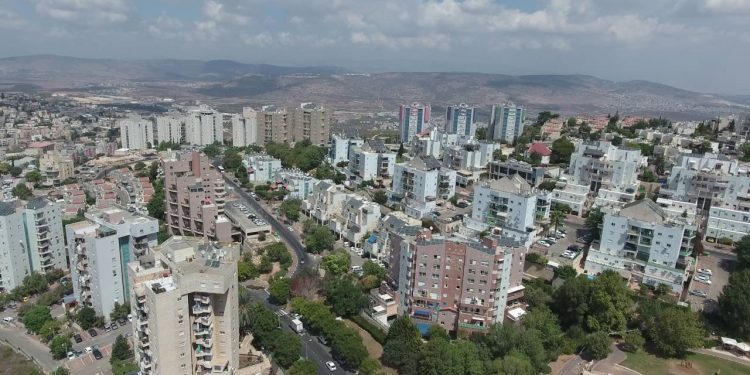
[1, 0, 749, 94]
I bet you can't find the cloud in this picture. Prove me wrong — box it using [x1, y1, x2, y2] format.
[34, 0, 128, 25]
[0, 7, 26, 29]
[704, 0, 750, 13]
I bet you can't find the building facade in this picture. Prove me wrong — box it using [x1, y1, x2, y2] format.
[488, 104, 525, 143]
[399, 103, 430, 142]
[291, 103, 332, 147]
[243, 154, 282, 184]
[119, 117, 155, 150]
[445, 104, 476, 138]
[185, 109, 224, 146]
[392, 157, 456, 219]
[568, 141, 641, 192]
[0, 202, 32, 292]
[328, 134, 364, 165]
[349, 140, 396, 181]
[488, 159, 545, 187]
[156, 115, 184, 145]
[231, 109, 258, 147]
[24, 198, 66, 273]
[467, 176, 538, 246]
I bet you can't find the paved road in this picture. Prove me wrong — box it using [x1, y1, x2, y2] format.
[557, 352, 587, 375]
[244, 287, 352, 374]
[222, 175, 311, 275]
[0, 321, 61, 373]
[592, 344, 641, 375]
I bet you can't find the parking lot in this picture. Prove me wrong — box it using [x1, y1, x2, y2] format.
[530, 216, 588, 269]
[684, 246, 735, 312]
[65, 343, 113, 374]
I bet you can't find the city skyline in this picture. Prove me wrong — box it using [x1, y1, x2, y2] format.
[0, 0, 749, 94]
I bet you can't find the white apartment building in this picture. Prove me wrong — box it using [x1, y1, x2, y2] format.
[185, 109, 224, 146]
[119, 117, 155, 150]
[655, 198, 697, 223]
[488, 104, 525, 143]
[0, 202, 32, 291]
[392, 156, 457, 219]
[705, 200, 750, 243]
[156, 115, 184, 144]
[585, 199, 697, 294]
[303, 180, 348, 225]
[467, 176, 538, 246]
[349, 140, 396, 181]
[551, 182, 589, 216]
[242, 154, 282, 184]
[442, 141, 499, 171]
[328, 195, 381, 247]
[24, 198, 66, 273]
[409, 128, 462, 159]
[128, 237, 239, 375]
[68, 207, 159, 319]
[568, 141, 642, 192]
[328, 134, 364, 165]
[399, 103, 430, 142]
[594, 188, 637, 214]
[231, 108, 258, 147]
[274, 169, 317, 200]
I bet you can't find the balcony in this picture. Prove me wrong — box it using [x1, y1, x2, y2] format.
[194, 294, 210, 304]
[192, 304, 211, 315]
[195, 338, 212, 348]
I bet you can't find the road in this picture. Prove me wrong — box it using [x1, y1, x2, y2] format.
[0, 321, 61, 373]
[222, 174, 311, 274]
[244, 287, 352, 374]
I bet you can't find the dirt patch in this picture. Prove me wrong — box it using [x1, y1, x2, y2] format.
[667, 360, 701, 375]
[0, 343, 43, 375]
[549, 354, 575, 375]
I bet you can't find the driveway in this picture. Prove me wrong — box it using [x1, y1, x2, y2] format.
[684, 245, 735, 312]
[592, 344, 641, 375]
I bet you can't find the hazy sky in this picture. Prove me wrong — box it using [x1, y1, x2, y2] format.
[1, 0, 749, 94]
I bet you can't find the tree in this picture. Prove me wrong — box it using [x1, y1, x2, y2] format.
[273, 332, 302, 368]
[554, 265, 577, 280]
[481, 324, 549, 374]
[426, 324, 450, 341]
[718, 269, 750, 340]
[22, 305, 52, 333]
[238, 261, 259, 281]
[647, 306, 703, 357]
[550, 137, 575, 164]
[586, 332, 611, 359]
[146, 180, 165, 220]
[611, 135, 623, 146]
[492, 351, 535, 375]
[373, 190, 388, 205]
[49, 334, 71, 360]
[550, 208, 565, 234]
[202, 142, 222, 157]
[39, 319, 63, 343]
[538, 180, 557, 191]
[321, 249, 351, 278]
[280, 199, 303, 222]
[332, 329, 369, 368]
[382, 316, 423, 371]
[25, 169, 43, 183]
[362, 260, 386, 282]
[325, 278, 368, 317]
[77, 306, 98, 330]
[528, 152, 543, 165]
[304, 226, 335, 254]
[12, 183, 32, 199]
[359, 357, 382, 375]
[733, 235, 750, 271]
[622, 330, 645, 353]
[241, 302, 279, 348]
[45, 269, 65, 284]
[585, 207, 605, 240]
[20, 272, 49, 296]
[110, 335, 132, 362]
[522, 307, 565, 358]
[52, 367, 70, 375]
[133, 161, 146, 171]
[475, 127, 487, 141]
[640, 169, 657, 182]
[269, 277, 291, 305]
[289, 359, 318, 375]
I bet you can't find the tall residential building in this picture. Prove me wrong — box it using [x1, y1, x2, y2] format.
[445, 104, 476, 137]
[39, 152, 75, 186]
[257, 106, 289, 145]
[327, 195, 382, 248]
[467, 176, 538, 246]
[185, 109, 224, 146]
[328, 134, 364, 165]
[568, 141, 642, 192]
[396, 232, 526, 333]
[0, 202, 32, 292]
[399, 103, 430, 142]
[242, 154, 282, 184]
[488, 104, 525, 143]
[392, 156, 456, 219]
[585, 199, 697, 294]
[231, 108, 258, 147]
[349, 140, 397, 181]
[128, 237, 239, 375]
[291, 103, 333, 147]
[67, 207, 159, 318]
[24, 198, 66, 273]
[156, 116, 185, 145]
[163, 151, 232, 243]
[119, 117, 155, 150]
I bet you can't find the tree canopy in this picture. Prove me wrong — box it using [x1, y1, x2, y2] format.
[321, 249, 351, 278]
[550, 137, 575, 165]
[718, 269, 750, 340]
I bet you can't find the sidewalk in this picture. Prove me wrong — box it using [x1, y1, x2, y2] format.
[696, 347, 750, 367]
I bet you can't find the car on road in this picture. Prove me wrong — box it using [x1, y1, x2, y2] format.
[318, 335, 329, 345]
[288, 226, 294, 232]
[2, 317, 13, 323]
[254, 196, 261, 201]
[92, 348, 103, 360]
[325, 361, 337, 371]
[694, 275, 712, 285]
[689, 289, 708, 298]
[697, 268, 713, 276]
[73, 333, 82, 343]
[88, 328, 98, 337]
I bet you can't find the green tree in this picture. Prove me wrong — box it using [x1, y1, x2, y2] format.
[202, 142, 222, 157]
[39, 319, 63, 343]
[741, 143, 750, 162]
[269, 277, 291, 305]
[52, 367, 70, 375]
[523, 307, 565, 359]
[640, 169, 657, 182]
[238, 261, 259, 281]
[622, 330, 645, 352]
[734, 235, 750, 271]
[359, 357, 382, 375]
[481, 324, 549, 374]
[304, 226, 335, 254]
[289, 359, 317, 375]
[146, 180, 165, 220]
[382, 316, 423, 371]
[110, 335, 132, 362]
[22, 305, 52, 334]
[362, 260, 386, 282]
[273, 332, 302, 368]
[538, 180, 557, 191]
[325, 278, 368, 317]
[718, 269, 750, 340]
[426, 324, 450, 341]
[585, 207, 605, 240]
[554, 265, 578, 280]
[280, 199, 303, 222]
[12, 183, 32, 199]
[25, 169, 43, 183]
[49, 334, 71, 360]
[586, 332, 612, 359]
[133, 161, 146, 171]
[321, 249, 351, 278]
[331, 329, 368, 368]
[647, 306, 703, 357]
[492, 351, 535, 375]
[550, 208, 565, 234]
[242, 302, 279, 348]
[76, 306, 98, 330]
[475, 127, 487, 141]
[111, 360, 139, 375]
[528, 152, 543, 165]
[373, 190, 388, 205]
[550, 137, 575, 164]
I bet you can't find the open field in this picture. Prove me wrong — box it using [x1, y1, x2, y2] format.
[621, 350, 750, 375]
[0, 342, 43, 375]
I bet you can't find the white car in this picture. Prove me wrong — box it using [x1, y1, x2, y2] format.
[67, 351, 76, 360]
[85, 346, 93, 353]
[538, 241, 551, 247]
[326, 361, 337, 371]
[694, 275, 712, 285]
[689, 289, 708, 298]
[697, 268, 713, 276]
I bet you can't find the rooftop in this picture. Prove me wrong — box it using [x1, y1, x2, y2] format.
[159, 236, 238, 275]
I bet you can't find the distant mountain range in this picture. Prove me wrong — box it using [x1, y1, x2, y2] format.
[0, 55, 747, 119]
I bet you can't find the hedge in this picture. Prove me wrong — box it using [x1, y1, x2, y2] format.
[350, 315, 387, 344]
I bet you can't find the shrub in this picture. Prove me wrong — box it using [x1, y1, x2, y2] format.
[351, 315, 387, 344]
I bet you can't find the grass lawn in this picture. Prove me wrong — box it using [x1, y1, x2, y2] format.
[0, 343, 43, 375]
[622, 350, 750, 375]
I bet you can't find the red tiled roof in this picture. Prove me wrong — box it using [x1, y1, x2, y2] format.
[527, 142, 552, 156]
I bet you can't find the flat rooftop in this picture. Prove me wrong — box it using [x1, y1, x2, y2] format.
[159, 236, 238, 275]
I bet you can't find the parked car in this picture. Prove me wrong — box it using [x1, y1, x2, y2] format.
[325, 361, 337, 372]
[85, 346, 93, 353]
[538, 241, 551, 247]
[88, 328, 98, 337]
[697, 268, 713, 276]
[92, 348, 103, 360]
[67, 351, 76, 360]
[689, 289, 708, 298]
[73, 333, 82, 343]
[694, 275, 712, 285]
[104, 323, 111, 332]
[117, 318, 126, 326]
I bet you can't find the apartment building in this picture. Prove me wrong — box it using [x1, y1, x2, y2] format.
[303, 180, 348, 225]
[327, 195, 381, 248]
[328, 134, 364, 165]
[488, 104, 525, 143]
[705, 198, 750, 243]
[257, 106, 289, 145]
[467, 176, 538, 246]
[349, 140, 396, 181]
[231, 108, 258, 147]
[0, 202, 33, 291]
[67, 206, 159, 318]
[367, 212, 422, 263]
[550, 183, 589, 216]
[593, 188, 637, 214]
[156, 115, 185, 144]
[396, 233, 526, 333]
[108, 168, 156, 208]
[39, 152, 75, 186]
[163, 151, 231, 243]
[655, 198, 698, 223]
[273, 169, 317, 200]
[242, 154, 282, 184]
[568, 141, 642, 192]
[24, 197, 67, 273]
[392, 156, 457, 219]
[445, 103, 476, 138]
[585, 199, 697, 294]
[442, 141, 499, 171]
[291, 103, 333, 147]
[399, 103, 430, 142]
[488, 159, 545, 187]
[119, 117, 155, 150]
[185, 109, 224, 146]
[409, 128, 455, 159]
[128, 237, 239, 375]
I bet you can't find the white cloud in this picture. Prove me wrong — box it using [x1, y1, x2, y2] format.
[34, 0, 128, 25]
[0, 7, 26, 29]
[705, 0, 750, 13]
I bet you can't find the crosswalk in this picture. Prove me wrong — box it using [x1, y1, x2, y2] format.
[276, 310, 287, 317]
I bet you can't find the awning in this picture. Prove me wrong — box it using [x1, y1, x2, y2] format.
[721, 337, 738, 346]
[413, 310, 431, 318]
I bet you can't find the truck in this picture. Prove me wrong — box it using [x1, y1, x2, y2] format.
[291, 318, 304, 334]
